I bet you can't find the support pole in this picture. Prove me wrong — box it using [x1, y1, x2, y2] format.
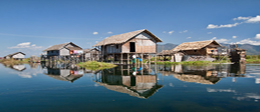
[127, 53, 129, 65]
[121, 53, 123, 65]
[149, 54, 151, 65]
[113, 53, 115, 64]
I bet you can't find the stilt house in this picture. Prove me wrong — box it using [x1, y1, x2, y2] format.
[83, 48, 100, 61]
[93, 29, 162, 64]
[4, 52, 26, 60]
[43, 42, 83, 57]
[172, 40, 221, 55]
[170, 40, 222, 62]
[229, 47, 246, 63]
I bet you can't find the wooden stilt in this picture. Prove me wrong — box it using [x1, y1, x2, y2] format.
[149, 54, 151, 65]
[113, 54, 115, 64]
[121, 53, 123, 65]
[127, 53, 129, 65]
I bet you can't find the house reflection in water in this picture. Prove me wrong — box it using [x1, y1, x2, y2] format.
[3, 64, 26, 71]
[158, 63, 246, 84]
[94, 65, 163, 99]
[42, 63, 84, 83]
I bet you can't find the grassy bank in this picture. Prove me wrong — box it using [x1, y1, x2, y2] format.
[0, 58, 29, 65]
[246, 59, 260, 63]
[246, 55, 260, 63]
[77, 61, 117, 70]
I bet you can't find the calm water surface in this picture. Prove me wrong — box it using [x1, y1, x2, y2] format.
[0, 63, 260, 112]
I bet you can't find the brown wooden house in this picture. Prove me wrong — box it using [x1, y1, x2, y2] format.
[172, 40, 221, 56]
[93, 29, 162, 64]
[83, 48, 100, 61]
[43, 42, 83, 56]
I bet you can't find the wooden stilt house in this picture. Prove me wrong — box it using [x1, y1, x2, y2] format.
[83, 48, 100, 61]
[170, 40, 222, 62]
[93, 29, 162, 64]
[4, 52, 26, 60]
[42, 42, 83, 62]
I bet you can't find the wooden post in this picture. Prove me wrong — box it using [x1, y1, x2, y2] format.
[121, 65, 123, 75]
[127, 53, 129, 65]
[113, 53, 115, 64]
[149, 54, 151, 65]
[121, 53, 123, 65]
[155, 53, 157, 64]
[141, 54, 143, 64]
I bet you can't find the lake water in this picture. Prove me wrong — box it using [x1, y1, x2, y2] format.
[0, 63, 260, 112]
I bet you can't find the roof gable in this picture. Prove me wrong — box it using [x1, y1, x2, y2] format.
[93, 29, 162, 46]
[43, 42, 82, 51]
[6, 52, 26, 57]
[172, 40, 221, 51]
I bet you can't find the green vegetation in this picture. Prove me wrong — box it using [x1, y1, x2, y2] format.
[77, 61, 117, 70]
[246, 55, 260, 63]
[0, 58, 29, 65]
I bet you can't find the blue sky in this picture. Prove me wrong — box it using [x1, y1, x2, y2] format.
[1, 0, 260, 57]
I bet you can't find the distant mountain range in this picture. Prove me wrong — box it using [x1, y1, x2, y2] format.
[157, 43, 260, 55]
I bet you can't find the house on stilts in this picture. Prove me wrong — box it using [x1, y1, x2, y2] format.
[158, 40, 223, 62]
[42, 42, 84, 63]
[4, 52, 26, 60]
[229, 45, 246, 63]
[83, 48, 101, 61]
[93, 29, 162, 64]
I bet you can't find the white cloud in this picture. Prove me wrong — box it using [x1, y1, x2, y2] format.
[236, 38, 260, 45]
[18, 42, 31, 46]
[246, 15, 260, 23]
[207, 23, 240, 29]
[187, 37, 191, 39]
[107, 31, 113, 34]
[93, 32, 98, 35]
[179, 30, 188, 33]
[8, 42, 42, 49]
[207, 32, 212, 34]
[168, 31, 174, 35]
[232, 36, 237, 39]
[208, 15, 260, 29]
[216, 39, 230, 43]
[255, 34, 260, 39]
[212, 37, 217, 40]
[207, 24, 218, 29]
[207, 88, 236, 93]
[169, 83, 174, 87]
[235, 93, 260, 101]
[233, 16, 251, 20]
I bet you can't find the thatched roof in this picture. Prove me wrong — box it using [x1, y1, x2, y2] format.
[157, 50, 176, 56]
[234, 48, 246, 51]
[43, 42, 82, 51]
[83, 48, 100, 53]
[173, 74, 220, 85]
[172, 40, 221, 52]
[93, 29, 162, 46]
